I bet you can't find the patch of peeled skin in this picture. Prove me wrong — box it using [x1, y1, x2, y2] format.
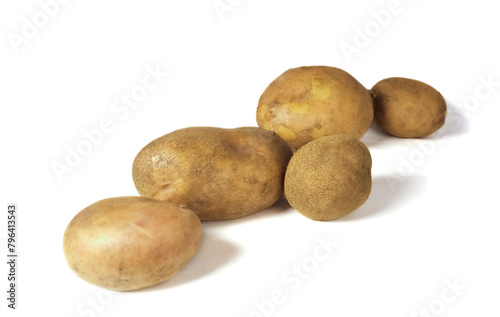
[288, 101, 309, 114]
[257, 104, 273, 130]
[278, 125, 298, 140]
[311, 77, 332, 101]
[311, 126, 326, 139]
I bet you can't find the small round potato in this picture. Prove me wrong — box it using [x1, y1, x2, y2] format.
[132, 127, 293, 220]
[257, 66, 374, 151]
[371, 77, 447, 138]
[63, 196, 202, 291]
[284, 135, 372, 221]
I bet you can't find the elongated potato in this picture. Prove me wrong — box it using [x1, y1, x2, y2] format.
[63, 196, 202, 291]
[132, 127, 293, 220]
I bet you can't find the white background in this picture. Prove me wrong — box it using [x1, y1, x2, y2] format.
[1, 0, 500, 316]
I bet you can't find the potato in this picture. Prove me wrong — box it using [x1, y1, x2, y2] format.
[132, 127, 293, 220]
[371, 77, 447, 138]
[63, 196, 202, 291]
[284, 135, 372, 221]
[257, 66, 373, 151]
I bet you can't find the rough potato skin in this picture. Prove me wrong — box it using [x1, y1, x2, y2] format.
[132, 127, 293, 220]
[257, 66, 373, 151]
[284, 135, 372, 221]
[63, 196, 202, 291]
[371, 77, 447, 138]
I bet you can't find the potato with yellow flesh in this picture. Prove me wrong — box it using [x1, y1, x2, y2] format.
[371, 77, 447, 138]
[257, 66, 373, 151]
[63, 196, 202, 291]
[284, 135, 372, 221]
[132, 127, 293, 220]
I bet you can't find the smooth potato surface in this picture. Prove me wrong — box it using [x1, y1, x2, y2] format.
[63, 196, 202, 291]
[284, 135, 372, 221]
[371, 77, 447, 138]
[257, 66, 373, 151]
[132, 127, 293, 220]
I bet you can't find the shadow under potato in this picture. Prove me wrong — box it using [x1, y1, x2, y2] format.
[133, 172, 429, 291]
[429, 99, 470, 139]
[201, 195, 292, 229]
[137, 232, 240, 292]
[140, 197, 293, 291]
[362, 98, 470, 148]
[239, 195, 292, 220]
[338, 174, 427, 221]
[361, 121, 389, 148]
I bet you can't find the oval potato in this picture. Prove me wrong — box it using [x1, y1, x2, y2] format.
[371, 77, 447, 138]
[63, 196, 202, 290]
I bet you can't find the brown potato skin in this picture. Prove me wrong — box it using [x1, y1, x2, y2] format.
[63, 196, 202, 291]
[371, 77, 447, 138]
[257, 66, 373, 151]
[132, 127, 293, 220]
[284, 135, 372, 221]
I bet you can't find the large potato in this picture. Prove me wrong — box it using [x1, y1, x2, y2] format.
[132, 127, 293, 220]
[63, 196, 202, 291]
[257, 66, 373, 151]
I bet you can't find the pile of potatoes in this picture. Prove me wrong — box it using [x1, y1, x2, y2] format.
[63, 65, 446, 290]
